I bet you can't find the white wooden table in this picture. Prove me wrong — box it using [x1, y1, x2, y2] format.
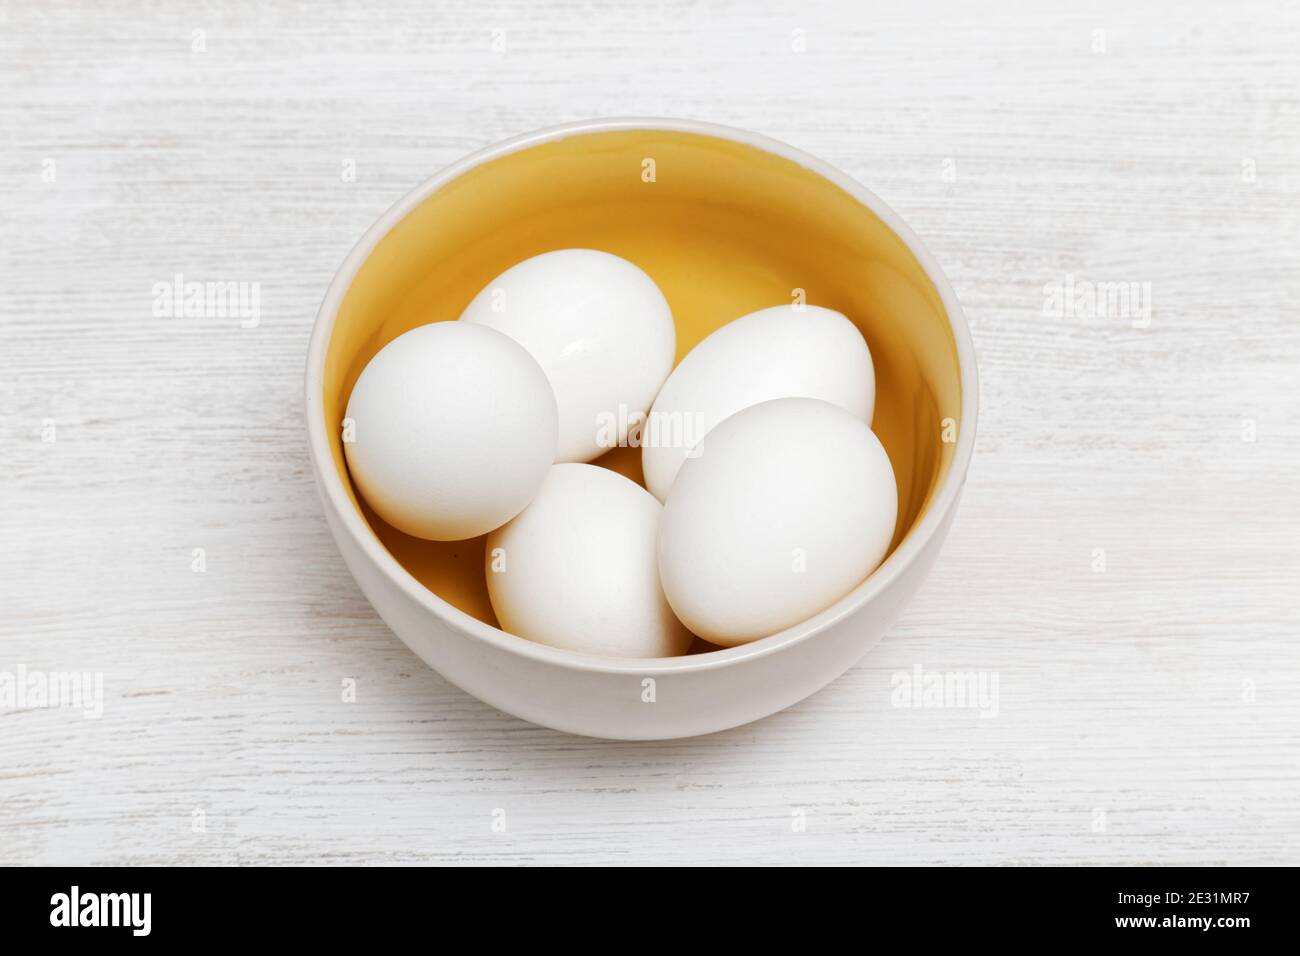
[3, 0, 1298, 866]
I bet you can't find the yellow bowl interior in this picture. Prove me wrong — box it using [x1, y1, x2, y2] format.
[322, 128, 961, 647]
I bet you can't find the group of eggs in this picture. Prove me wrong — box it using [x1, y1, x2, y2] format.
[344, 249, 898, 658]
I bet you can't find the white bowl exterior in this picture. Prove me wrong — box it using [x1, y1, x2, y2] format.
[317, 483, 959, 740]
[306, 118, 977, 740]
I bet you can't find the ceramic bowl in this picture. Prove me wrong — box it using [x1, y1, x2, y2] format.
[306, 118, 977, 739]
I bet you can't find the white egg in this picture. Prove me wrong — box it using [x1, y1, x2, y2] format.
[658, 397, 897, 647]
[459, 249, 676, 464]
[486, 463, 692, 659]
[641, 304, 874, 501]
[344, 322, 557, 541]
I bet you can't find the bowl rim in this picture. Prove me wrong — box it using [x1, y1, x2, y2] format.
[305, 116, 978, 676]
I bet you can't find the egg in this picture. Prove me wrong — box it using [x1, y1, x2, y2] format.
[486, 463, 692, 658]
[658, 397, 897, 646]
[641, 304, 874, 501]
[344, 322, 557, 541]
[459, 249, 676, 464]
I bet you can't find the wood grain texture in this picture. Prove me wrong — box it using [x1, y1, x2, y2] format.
[2, 0, 1298, 866]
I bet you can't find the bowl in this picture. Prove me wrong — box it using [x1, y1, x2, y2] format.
[305, 118, 977, 740]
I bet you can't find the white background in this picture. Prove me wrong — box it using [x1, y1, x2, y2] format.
[3, 0, 1298, 865]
